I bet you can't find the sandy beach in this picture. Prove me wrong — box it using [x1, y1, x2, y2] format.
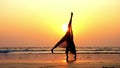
[0, 53, 120, 68]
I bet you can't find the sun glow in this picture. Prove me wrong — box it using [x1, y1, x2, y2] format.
[62, 23, 68, 32]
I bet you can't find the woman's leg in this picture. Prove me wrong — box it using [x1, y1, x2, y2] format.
[66, 48, 69, 62]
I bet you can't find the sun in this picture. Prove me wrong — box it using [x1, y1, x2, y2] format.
[62, 23, 68, 32]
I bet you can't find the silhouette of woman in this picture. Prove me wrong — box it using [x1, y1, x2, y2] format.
[51, 12, 76, 62]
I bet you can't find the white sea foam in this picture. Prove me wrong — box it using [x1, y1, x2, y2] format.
[0, 47, 120, 54]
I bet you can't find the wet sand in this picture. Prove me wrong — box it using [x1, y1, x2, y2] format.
[0, 53, 120, 68]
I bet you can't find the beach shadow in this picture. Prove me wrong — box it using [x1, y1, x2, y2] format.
[67, 59, 76, 63]
[66, 60, 77, 68]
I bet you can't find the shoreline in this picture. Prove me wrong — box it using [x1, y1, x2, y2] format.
[0, 53, 120, 68]
[0, 60, 119, 68]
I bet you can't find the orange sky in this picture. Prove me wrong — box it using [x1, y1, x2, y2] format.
[0, 0, 120, 47]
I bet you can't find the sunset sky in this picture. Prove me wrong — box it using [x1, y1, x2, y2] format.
[0, 0, 120, 47]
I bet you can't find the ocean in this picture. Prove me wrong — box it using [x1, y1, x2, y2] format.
[0, 47, 120, 68]
[0, 47, 120, 54]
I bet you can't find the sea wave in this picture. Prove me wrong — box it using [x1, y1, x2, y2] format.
[0, 47, 120, 54]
